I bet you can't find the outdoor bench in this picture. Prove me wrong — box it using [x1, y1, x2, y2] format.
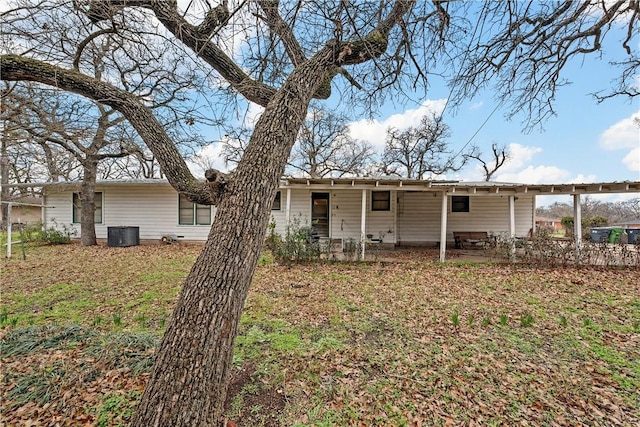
[453, 231, 491, 249]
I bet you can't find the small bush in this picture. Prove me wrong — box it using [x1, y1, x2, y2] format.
[268, 215, 321, 264]
[37, 220, 76, 245]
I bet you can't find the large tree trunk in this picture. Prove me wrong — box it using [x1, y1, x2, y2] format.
[1, 92, 10, 230]
[79, 159, 98, 246]
[132, 56, 332, 426]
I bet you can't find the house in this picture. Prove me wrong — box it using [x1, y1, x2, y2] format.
[38, 178, 640, 261]
[612, 218, 640, 229]
[0, 195, 43, 227]
[535, 216, 563, 232]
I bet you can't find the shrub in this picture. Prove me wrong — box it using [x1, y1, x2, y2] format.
[268, 215, 321, 264]
[37, 220, 76, 245]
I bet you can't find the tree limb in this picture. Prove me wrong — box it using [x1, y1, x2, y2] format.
[1, 54, 215, 204]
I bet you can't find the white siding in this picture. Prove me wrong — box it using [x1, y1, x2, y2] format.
[397, 191, 443, 244]
[269, 189, 313, 235]
[396, 192, 534, 244]
[44, 184, 213, 241]
[269, 189, 396, 243]
[330, 189, 361, 241]
[43, 182, 535, 246]
[365, 190, 395, 243]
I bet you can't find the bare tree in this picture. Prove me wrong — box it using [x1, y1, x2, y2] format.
[6, 84, 142, 245]
[379, 112, 467, 179]
[466, 142, 511, 181]
[537, 196, 640, 225]
[3, 0, 638, 424]
[288, 105, 374, 178]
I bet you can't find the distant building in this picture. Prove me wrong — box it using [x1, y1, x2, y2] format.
[535, 216, 563, 231]
[0, 195, 43, 226]
[613, 218, 640, 229]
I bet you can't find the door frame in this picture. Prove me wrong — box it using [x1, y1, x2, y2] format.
[311, 192, 330, 238]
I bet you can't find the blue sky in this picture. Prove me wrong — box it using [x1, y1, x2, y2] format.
[184, 2, 639, 205]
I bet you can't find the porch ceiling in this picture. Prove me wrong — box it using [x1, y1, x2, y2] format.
[280, 178, 640, 196]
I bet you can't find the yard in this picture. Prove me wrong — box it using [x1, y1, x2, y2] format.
[1, 243, 639, 426]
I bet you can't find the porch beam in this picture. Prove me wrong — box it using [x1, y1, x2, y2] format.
[439, 194, 448, 262]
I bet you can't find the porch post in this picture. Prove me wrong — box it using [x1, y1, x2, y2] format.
[439, 193, 448, 262]
[361, 189, 367, 260]
[573, 194, 582, 262]
[6, 202, 12, 259]
[285, 188, 291, 226]
[509, 195, 516, 262]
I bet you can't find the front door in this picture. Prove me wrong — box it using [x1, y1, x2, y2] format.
[311, 192, 330, 237]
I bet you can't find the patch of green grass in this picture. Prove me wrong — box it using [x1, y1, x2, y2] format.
[6, 282, 97, 325]
[451, 312, 460, 327]
[96, 391, 141, 427]
[235, 323, 304, 363]
[499, 314, 508, 326]
[520, 313, 534, 327]
[2, 325, 95, 358]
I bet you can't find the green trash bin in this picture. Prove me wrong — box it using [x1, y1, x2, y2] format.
[608, 227, 624, 243]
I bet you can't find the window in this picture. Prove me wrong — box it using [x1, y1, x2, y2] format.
[73, 192, 103, 224]
[372, 191, 391, 211]
[272, 191, 281, 210]
[451, 196, 470, 213]
[178, 194, 211, 225]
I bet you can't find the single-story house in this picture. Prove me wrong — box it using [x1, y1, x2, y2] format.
[535, 216, 563, 232]
[0, 195, 44, 227]
[37, 178, 640, 261]
[613, 218, 640, 229]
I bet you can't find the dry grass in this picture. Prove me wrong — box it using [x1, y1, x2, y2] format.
[1, 243, 639, 426]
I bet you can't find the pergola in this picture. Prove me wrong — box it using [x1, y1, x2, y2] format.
[280, 178, 640, 262]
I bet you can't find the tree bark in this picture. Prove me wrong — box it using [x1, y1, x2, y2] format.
[79, 158, 98, 246]
[1, 90, 10, 229]
[132, 52, 334, 427]
[0, 3, 415, 423]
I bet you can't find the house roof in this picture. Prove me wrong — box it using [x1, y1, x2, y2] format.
[8, 178, 640, 196]
[280, 177, 640, 196]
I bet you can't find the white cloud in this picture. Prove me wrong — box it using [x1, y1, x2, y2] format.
[495, 165, 597, 184]
[349, 99, 447, 151]
[598, 111, 640, 173]
[499, 143, 543, 173]
[599, 111, 640, 150]
[186, 143, 229, 176]
[481, 142, 598, 184]
[469, 101, 484, 110]
[243, 102, 264, 129]
[622, 146, 640, 173]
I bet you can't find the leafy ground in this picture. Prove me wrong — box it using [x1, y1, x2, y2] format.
[1, 243, 639, 426]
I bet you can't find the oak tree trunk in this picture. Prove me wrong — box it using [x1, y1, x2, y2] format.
[132, 55, 332, 426]
[79, 159, 98, 246]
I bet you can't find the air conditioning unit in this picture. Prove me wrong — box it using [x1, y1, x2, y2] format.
[107, 226, 140, 247]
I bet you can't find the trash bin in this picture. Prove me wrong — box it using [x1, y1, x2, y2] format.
[626, 228, 640, 244]
[608, 227, 624, 244]
[590, 227, 611, 243]
[107, 226, 140, 247]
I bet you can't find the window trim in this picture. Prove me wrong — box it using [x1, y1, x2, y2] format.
[272, 191, 281, 211]
[178, 194, 212, 226]
[72, 192, 103, 224]
[451, 195, 470, 213]
[371, 191, 391, 212]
